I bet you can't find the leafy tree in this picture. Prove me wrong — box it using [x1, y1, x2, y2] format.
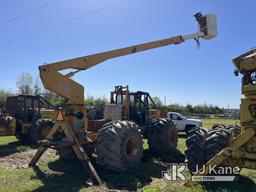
[0, 89, 11, 107]
[42, 90, 66, 107]
[84, 96, 95, 106]
[84, 96, 109, 108]
[166, 103, 225, 114]
[186, 104, 193, 113]
[94, 97, 108, 108]
[168, 104, 186, 113]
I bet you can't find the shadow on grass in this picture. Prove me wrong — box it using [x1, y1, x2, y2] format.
[30, 149, 256, 192]
[31, 149, 185, 191]
[202, 175, 256, 192]
[31, 159, 88, 192]
[99, 149, 185, 190]
[0, 140, 37, 157]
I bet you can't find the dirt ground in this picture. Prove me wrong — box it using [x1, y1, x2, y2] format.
[0, 149, 57, 169]
[0, 148, 136, 192]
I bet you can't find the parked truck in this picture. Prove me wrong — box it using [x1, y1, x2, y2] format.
[167, 112, 202, 133]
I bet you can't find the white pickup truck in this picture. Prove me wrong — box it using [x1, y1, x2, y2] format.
[166, 112, 202, 133]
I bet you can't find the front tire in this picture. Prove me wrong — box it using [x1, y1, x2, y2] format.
[185, 125, 196, 135]
[147, 118, 178, 153]
[185, 127, 208, 173]
[96, 120, 143, 171]
[30, 118, 54, 143]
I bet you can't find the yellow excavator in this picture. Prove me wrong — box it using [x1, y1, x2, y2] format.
[29, 12, 217, 185]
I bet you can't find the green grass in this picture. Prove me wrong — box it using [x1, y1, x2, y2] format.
[0, 119, 255, 192]
[0, 136, 17, 145]
[0, 157, 89, 192]
[202, 119, 240, 129]
[0, 136, 36, 156]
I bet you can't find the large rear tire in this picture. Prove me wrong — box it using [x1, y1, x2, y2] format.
[185, 125, 238, 174]
[226, 125, 241, 137]
[30, 118, 54, 144]
[185, 127, 208, 173]
[96, 120, 143, 171]
[204, 126, 234, 162]
[185, 125, 196, 136]
[147, 118, 178, 153]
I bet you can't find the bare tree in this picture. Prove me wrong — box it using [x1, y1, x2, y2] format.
[16, 72, 33, 94]
[150, 96, 163, 108]
[33, 77, 42, 95]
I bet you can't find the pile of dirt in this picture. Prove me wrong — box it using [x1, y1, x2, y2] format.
[0, 149, 57, 169]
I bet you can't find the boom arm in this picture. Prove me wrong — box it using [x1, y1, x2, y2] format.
[39, 13, 217, 105]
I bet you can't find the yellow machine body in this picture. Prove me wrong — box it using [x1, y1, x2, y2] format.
[185, 48, 256, 186]
[233, 49, 256, 168]
[30, 12, 218, 185]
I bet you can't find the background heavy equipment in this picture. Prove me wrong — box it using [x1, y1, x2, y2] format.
[89, 85, 178, 169]
[184, 48, 256, 186]
[29, 12, 217, 185]
[0, 95, 55, 143]
[58, 85, 178, 160]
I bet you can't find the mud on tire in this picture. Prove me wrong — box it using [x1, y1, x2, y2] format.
[147, 118, 178, 153]
[96, 120, 143, 171]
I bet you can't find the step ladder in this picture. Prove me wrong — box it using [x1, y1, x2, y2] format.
[29, 121, 102, 186]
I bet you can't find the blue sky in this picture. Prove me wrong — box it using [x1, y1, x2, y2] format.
[0, 0, 255, 108]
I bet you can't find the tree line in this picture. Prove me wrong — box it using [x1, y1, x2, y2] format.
[0, 72, 66, 107]
[0, 72, 224, 114]
[0, 72, 109, 108]
[150, 96, 224, 114]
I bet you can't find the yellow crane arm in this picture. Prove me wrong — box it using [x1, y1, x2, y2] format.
[39, 13, 217, 105]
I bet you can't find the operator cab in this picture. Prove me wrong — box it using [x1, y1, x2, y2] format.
[108, 85, 156, 126]
[5, 95, 56, 123]
[87, 86, 159, 132]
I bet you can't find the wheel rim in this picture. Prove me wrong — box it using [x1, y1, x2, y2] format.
[41, 126, 51, 138]
[125, 136, 139, 159]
